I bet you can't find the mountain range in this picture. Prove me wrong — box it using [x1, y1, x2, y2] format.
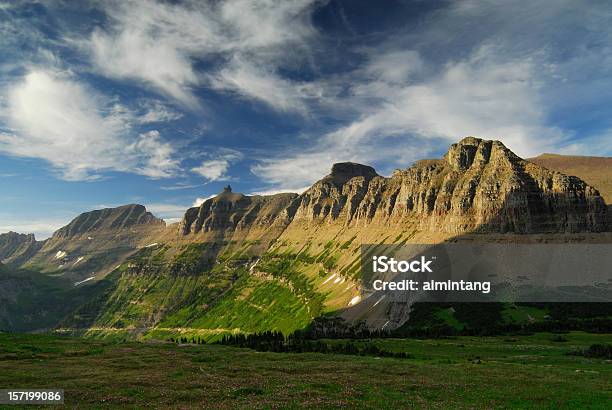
[1, 137, 610, 339]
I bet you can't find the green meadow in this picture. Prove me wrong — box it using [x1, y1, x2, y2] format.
[0, 331, 610, 408]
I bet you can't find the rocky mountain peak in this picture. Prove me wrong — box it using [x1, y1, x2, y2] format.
[0, 231, 36, 243]
[444, 137, 518, 171]
[0, 231, 40, 264]
[52, 204, 164, 239]
[179, 191, 298, 236]
[329, 162, 378, 181]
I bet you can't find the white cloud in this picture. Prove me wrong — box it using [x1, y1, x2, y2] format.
[129, 131, 181, 179]
[330, 46, 565, 157]
[191, 160, 230, 182]
[0, 70, 180, 181]
[85, 0, 320, 108]
[249, 186, 309, 196]
[191, 148, 243, 182]
[252, 151, 338, 192]
[363, 50, 424, 84]
[192, 195, 216, 207]
[160, 183, 202, 191]
[138, 100, 183, 124]
[210, 57, 307, 113]
[0, 219, 68, 240]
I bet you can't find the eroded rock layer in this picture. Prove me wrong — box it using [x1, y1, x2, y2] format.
[180, 187, 298, 238]
[283, 138, 607, 234]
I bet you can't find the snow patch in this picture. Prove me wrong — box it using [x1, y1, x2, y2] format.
[55, 250, 67, 259]
[373, 295, 386, 307]
[333, 276, 342, 284]
[74, 276, 95, 286]
[87, 236, 93, 240]
[322, 273, 336, 285]
[348, 295, 361, 306]
[249, 258, 260, 273]
[144, 243, 158, 248]
[73, 256, 85, 265]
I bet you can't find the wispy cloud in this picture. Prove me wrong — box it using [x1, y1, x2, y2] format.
[160, 183, 203, 191]
[210, 56, 308, 113]
[2, 0, 612, 197]
[251, 0, 612, 192]
[0, 70, 181, 181]
[191, 148, 243, 182]
[84, 0, 320, 109]
[137, 100, 183, 124]
[251, 44, 564, 190]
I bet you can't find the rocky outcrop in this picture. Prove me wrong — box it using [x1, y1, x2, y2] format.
[53, 204, 164, 239]
[180, 189, 298, 235]
[0, 232, 41, 265]
[287, 138, 608, 233]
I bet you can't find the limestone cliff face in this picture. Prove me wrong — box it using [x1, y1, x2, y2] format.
[287, 138, 608, 233]
[53, 204, 164, 239]
[290, 162, 380, 223]
[180, 186, 298, 237]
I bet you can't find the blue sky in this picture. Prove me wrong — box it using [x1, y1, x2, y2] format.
[1, 0, 611, 238]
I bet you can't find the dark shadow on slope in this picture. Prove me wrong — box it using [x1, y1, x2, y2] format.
[337, 184, 611, 335]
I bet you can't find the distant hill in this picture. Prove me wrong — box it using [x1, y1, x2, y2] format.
[529, 154, 612, 204]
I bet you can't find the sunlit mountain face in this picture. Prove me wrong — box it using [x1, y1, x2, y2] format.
[1, 0, 612, 239]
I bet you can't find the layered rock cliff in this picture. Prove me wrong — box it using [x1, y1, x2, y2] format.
[180, 185, 298, 240]
[286, 138, 608, 234]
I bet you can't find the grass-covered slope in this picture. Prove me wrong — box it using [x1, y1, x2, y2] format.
[0, 264, 112, 332]
[60, 241, 332, 341]
[56, 227, 612, 341]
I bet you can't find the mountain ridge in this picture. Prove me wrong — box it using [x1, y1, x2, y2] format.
[2, 137, 611, 337]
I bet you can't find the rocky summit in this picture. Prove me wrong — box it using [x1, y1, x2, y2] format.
[53, 204, 164, 239]
[180, 190, 298, 238]
[0, 231, 41, 265]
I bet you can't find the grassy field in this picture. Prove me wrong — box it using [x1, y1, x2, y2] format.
[0, 332, 610, 408]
